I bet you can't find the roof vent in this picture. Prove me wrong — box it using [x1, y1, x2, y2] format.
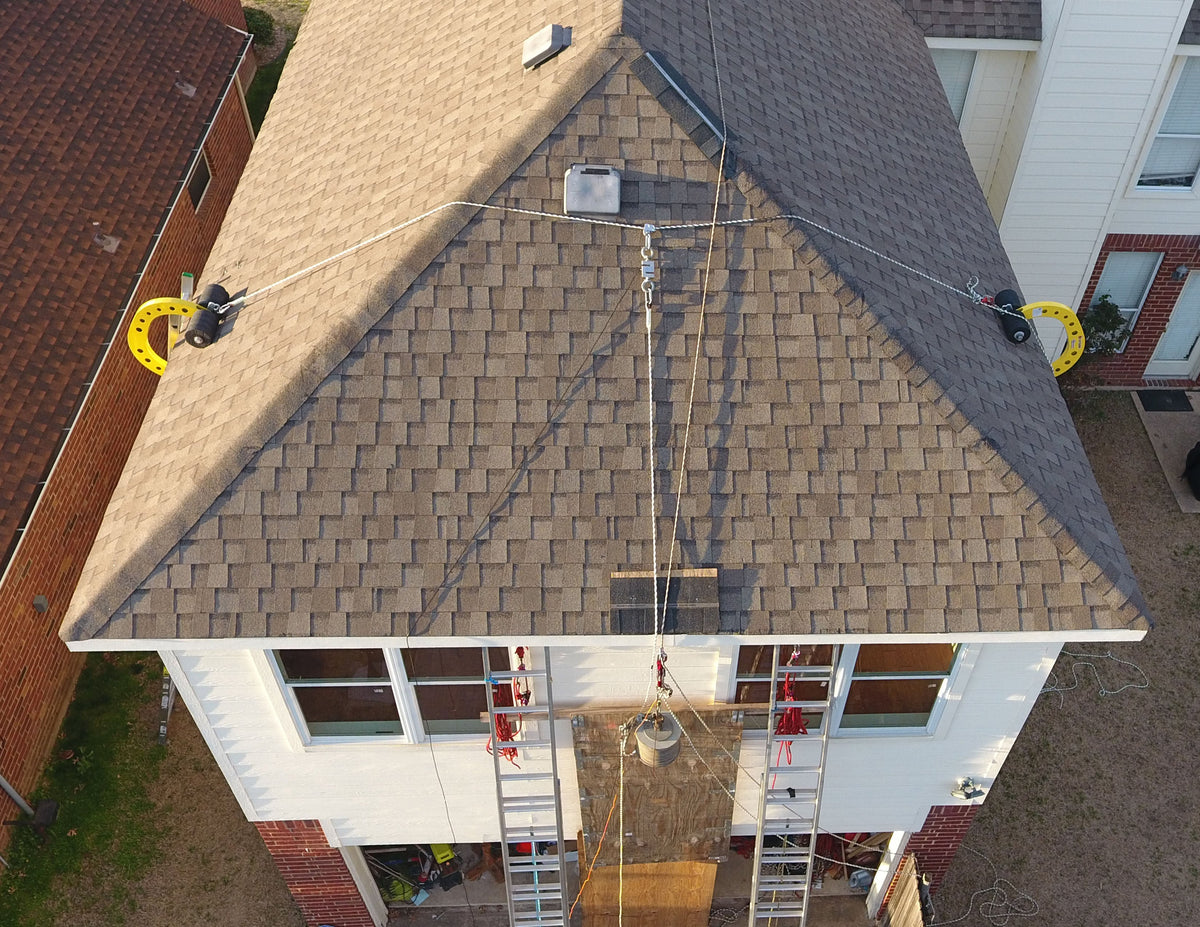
[523, 24, 569, 69]
[564, 164, 621, 215]
[610, 567, 719, 634]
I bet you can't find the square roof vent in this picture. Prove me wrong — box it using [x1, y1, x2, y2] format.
[610, 567, 719, 634]
[523, 24, 569, 69]
[564, 164, 621, 215]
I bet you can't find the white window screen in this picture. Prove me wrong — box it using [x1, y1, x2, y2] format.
[1139, 58, 1200, 187]
[930, 49, 976, 124]
[1156, 274, 1200, 361]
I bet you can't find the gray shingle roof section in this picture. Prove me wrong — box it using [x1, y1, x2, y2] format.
[895, 0, 1041, 40]
[61, 0, 1148, 643]
[1183, 0, 1200, 45]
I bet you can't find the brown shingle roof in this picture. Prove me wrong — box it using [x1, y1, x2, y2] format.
[62, 0, 1148, 643]
[895, 1, 1041, 40]
[0, 0, 246, 569]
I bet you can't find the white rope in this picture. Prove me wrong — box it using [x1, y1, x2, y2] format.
[934, 846, 1039, 926]
[1040, 649, 1149, 708]
[640, 226, 662, 691]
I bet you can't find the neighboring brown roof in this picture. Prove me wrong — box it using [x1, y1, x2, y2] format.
[1183, 0, 1200, 45]
[896, 1, 1041, 40]
[0, 0, 246, 569]
[62, 0, 1148, 643]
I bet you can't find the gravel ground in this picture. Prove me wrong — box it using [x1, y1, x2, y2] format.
[935, 391, 1200, 927]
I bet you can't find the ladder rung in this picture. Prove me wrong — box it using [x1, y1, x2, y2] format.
[512, 887, 564, 900]
[499, 771, 556, 782]
[502, 796, 557, 808]
[779, 664, 835, 675]
[505, 826, 561, 838]
[510, 859, 563, 873]
[768, 765, 820, 775]
[493, 705, 550, 716]
[766, 789, 816, 800]
[772, 700, 829, 711]
[491, 669, 547, 679]
[510, 738, 553, 748]
[759, 875, 810, 888]
[513, 919, 564, 927]
[755, 907, 807, 918]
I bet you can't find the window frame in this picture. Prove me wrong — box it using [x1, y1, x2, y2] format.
[1090, 251, 1164, 353]
[186, 150, 212, 211]
[1136, 57, 1200, 192]
[929, 48, 977, 125]
[731, 644, 836, 734]
[730, 643, 972, 738]
[266, 647, 514, 746]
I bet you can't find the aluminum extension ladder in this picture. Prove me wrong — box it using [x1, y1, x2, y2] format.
[748, 644, 839, 926]
[483, 647, 568, 927]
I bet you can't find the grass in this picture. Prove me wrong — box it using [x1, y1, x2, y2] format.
[0, 654, 166, 927]
[245, 40, 293, 133]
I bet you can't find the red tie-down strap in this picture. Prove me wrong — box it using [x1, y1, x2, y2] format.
[771, 649, 809, 788]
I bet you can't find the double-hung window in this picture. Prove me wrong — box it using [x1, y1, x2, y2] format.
[1091, 251, 1163, 351]
[731, 643, 964, 735]
[1139, 58, 1200, 189]
[836, 644, 958, 731]
[272, 647, 515, 742]
[275, 648, 404, 738]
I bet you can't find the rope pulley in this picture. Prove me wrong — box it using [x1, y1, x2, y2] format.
[126, 282, 233, 375]
[982, 286, 1086, 377]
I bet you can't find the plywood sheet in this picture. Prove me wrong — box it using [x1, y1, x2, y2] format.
[881, 854, 922, 927]
[580, 860, 717, 927]
[572, 708, 742, 866]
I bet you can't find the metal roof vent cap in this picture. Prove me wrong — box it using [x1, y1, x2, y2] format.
[523, 24, 570, 69]
[564, 164, 621, 215]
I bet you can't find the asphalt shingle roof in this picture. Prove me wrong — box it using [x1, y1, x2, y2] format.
[61, 0, 1149, 643]
[0, 0, 246, 570]
[896, 1, 1041, 40]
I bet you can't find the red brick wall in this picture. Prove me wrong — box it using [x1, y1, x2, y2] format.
[1077, 233, 1200, 386]
[183, 0, 248, 30]
[256, 821, 376, 927]
[879, 804, 979, 914]
[0, 89, 253, 848]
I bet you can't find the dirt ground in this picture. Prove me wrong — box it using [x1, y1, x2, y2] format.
[246, 1, 308, 62]
[935, 391, 1200, 927]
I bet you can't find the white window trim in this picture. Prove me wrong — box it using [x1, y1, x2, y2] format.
[187, 150, 213, 211]
[727, 643, 976, 739]
[1092, 252, 1164, 354]
[827, 643, 974, 738]
[1134, 57, 1200, 194]
[262, 647, 515, 748]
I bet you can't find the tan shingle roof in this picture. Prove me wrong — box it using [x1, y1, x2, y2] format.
[62, 0, 1149, 643]
[0, 0, 246, 570]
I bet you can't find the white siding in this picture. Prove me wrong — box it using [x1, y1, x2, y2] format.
[168, 639, 1059, 848]
[998, 0, 1192, 306]
[957, 50, 1029, 213]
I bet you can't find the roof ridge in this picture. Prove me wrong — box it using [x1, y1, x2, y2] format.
[64, 34, 631, 642]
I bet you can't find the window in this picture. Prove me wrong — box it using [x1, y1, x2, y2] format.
[275, 649, 403, 738]
[402, 647, 511, 735]
[730, 643, 965, 735]
[271, 647, 515, 741]
[838, 644, 958, 730]
[734, 644, 834, 731]
[1091, 251, 1163, 351]
[1139, 58, 1200, 188]
[930, 49, 977, 124]
[187, 151, 212, 209]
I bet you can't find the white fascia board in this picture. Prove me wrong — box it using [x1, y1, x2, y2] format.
[67, 625, 1148, 652]
[926, 37, 1041, 52]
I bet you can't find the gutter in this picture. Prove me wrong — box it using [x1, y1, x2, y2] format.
[0, 32, 253, 596]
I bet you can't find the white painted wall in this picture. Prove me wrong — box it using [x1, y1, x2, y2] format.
[997, 0, 1193, 306]
[165, 638, 1061, 849]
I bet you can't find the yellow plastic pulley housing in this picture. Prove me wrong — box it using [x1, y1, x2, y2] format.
[127, 297, 201, 375]
[1020, 301, 1086, 377]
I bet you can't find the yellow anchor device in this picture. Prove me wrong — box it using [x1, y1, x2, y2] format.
[1019, 300, 1086, 377]
[127, 282, 230, 375]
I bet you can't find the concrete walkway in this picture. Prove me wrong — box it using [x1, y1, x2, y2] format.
[1131, 389, 1200, 513]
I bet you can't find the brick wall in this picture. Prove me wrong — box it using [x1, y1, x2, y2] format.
[1077, 233, 1200, 387]
[879, 804, 979, 914]
[183, 0, 247, 30]
[0, 89, 253, 848]
[256, 820, 376, 927]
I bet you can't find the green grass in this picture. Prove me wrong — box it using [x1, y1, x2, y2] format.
[245, 41, 294, 133]
[0, 654, 166, 926]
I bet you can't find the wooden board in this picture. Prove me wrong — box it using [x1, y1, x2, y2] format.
[572, 707, 742, 866]
[580, 860, 717, 927]
[881, 855, 923, 927]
